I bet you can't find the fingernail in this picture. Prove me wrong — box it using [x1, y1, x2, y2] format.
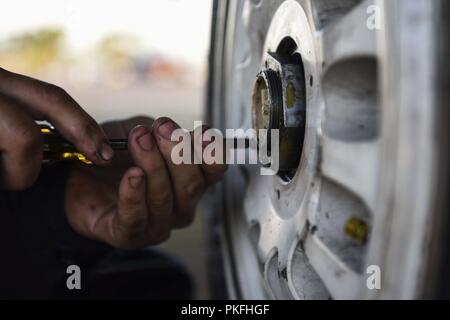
[129, 175, 143, 188]
[156, 119, 179, 140]
[100, 143, 114, 161]
[137, 132, 153, 151]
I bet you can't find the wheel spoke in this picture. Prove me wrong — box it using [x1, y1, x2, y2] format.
[321, 137, 379, 211]
[243, 175, 279, 253]
[243, 175, 266, 219]
[318, 0, 377, 69]
[304, 234, 362, 299]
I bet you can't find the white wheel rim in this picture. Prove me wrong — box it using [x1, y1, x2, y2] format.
[218, 0, 440, 300]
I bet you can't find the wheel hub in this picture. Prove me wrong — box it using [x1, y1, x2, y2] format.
[252, 48, 307, 177]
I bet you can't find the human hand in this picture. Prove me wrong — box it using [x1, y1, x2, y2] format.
[0, 67, 113, 190]
[65, 116, 227, 249]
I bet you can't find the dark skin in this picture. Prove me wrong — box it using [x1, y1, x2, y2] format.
[0, 67, 227, 249]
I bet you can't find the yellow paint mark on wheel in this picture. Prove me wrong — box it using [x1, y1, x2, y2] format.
[344, 217, 368, 244]
[286, 81, 296, 109]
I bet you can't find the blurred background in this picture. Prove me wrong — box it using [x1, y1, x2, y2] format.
[0, 0, 213, 298]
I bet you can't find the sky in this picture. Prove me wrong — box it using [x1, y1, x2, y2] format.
[0, 0, 213, 66]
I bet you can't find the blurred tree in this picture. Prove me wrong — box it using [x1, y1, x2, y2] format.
[97, 34, 140, 87]
[0, 28, 65, 73]
[97, 34, 139, 66]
